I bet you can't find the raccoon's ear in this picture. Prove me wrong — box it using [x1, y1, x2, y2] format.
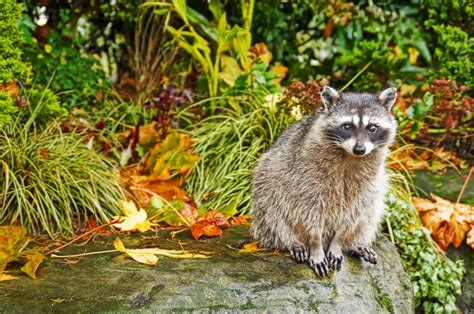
[378, 87, 397, 111]
[320, 86, 340, 112]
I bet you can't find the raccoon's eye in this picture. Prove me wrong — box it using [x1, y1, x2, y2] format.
[341, 123, 353, 131]
[368, 125, 378, 133]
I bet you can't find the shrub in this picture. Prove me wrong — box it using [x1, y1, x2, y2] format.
[0, 0, 30, 83]
[0, 100, 125, 237]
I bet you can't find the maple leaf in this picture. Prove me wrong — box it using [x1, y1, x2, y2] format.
[114, 200, 152, 232]
[189, 210, 230, 240]
[0, 226, 46, 279]
[413, 194, 473, 250]
[20, 253, 45, 279]
[230, 214, 251, 225]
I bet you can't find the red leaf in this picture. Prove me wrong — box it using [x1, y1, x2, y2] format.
[190, 221, 223, 240]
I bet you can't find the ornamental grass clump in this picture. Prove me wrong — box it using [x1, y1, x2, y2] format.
[0, 105, 126, 237]
[183, 96, 294, 213]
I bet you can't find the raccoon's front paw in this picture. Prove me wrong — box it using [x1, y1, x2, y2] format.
[348, 247, 378, 264]
[326, 251, 343, 271]
[309, 256, 329, 277]
[289, 245, 309, 263]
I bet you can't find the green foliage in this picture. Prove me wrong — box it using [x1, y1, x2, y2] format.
[148, 0, 255, 97]
[182, 94, 293, 213]
[0, 102, 125, 237]
[385, 190, 465, 313]
[23, 32, 110, 109]
[430, 25, 474, 88]
[0, 0, 31, 83]
[0, 92, 18, 126]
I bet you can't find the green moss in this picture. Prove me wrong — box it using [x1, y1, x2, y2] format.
[377, 293, 394, 314]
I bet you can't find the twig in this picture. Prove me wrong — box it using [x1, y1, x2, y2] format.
[51, 250, 118, 259]
[455, 165, 473, 208]
[44, 219, 119, 256]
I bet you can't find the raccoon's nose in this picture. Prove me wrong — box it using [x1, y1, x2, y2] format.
[353, 144, 366, 156]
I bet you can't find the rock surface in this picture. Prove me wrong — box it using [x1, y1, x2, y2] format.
[0, 226, 413, 313]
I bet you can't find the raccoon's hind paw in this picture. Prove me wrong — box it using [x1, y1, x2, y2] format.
[309, 256, 329, 277]
[348, 247, 378, 264]
[289, 245, 309, 263]
[326, 251, 343, 271]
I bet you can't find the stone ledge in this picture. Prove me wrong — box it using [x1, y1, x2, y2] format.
[0, 225, 413, 313]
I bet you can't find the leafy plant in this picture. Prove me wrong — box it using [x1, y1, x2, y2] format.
[385, 188, 465, 313]
[0, 99, 126, 237]
[23, 32, 110, 109]
[146, 0, 255, 97]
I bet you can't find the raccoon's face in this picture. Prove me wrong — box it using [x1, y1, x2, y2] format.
[320, 87, 397, 157]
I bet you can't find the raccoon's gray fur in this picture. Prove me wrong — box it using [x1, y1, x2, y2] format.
[251, 86, 398, 276]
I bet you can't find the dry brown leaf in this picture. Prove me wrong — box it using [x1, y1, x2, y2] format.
[413, 194, 473, 250]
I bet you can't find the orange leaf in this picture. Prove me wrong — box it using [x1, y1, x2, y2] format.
[466, 228, 474, 249]
[190, 221, 223, 240]
[413, 194, 472, 250]
[230, 214, 251, 225]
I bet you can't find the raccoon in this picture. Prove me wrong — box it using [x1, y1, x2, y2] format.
[251, 86, 398, 276]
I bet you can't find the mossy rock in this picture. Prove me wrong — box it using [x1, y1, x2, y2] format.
[0, 226, 413, 312]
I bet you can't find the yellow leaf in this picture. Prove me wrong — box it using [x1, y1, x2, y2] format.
[125, 251, 158, 266]
[220, 55, 243, 87]
[128, 248, 211, 259]
[239, 242, 259, 253]
[120, 200, 139, 216]
[115, 208, 152, 232]
[114, 237, 157, 265]
[0, 274, 18, 281]
[50, 298, 65, 304]
[113, 237, 127, 253]
[399, 84, 417, 97]
[44, 44, 53, 54]
[408, 47, 420, 65]
[20, 253, 45, 279]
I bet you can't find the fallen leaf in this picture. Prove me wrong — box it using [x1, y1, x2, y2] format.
[113, 237, 210, 266]
[50, 298, 65, 304]
[113, 237, 157, 266]
[189, 210, 230, 240]
[230, 214, 251, 225]
[467, 229, 474, 249]
[413, 194, 473, 250]
[190, 221, 223, 240]
[114, 201, 152, 233]
[20, 253, 45, 279]
[239, 242, 259, 253]
[0, 274, 18, 281]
